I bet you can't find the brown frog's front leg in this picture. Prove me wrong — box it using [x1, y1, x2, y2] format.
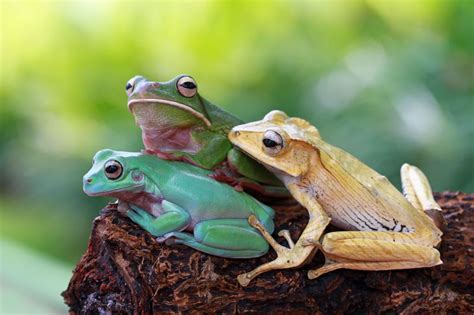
[237, 182, 330, 287]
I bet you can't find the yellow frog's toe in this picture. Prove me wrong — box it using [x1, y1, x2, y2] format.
[237, 273, 251, 287]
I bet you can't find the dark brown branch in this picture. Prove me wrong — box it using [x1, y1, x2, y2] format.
[62, 192, 473, 314]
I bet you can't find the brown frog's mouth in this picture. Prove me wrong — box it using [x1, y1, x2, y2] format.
[128, 98, 211, 127]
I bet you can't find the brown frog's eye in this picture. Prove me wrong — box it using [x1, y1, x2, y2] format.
[177, 76, 197, 98]
[104, 160, 123, 180]
[125, 78, 136, 96]
[262, 130, 284, 155]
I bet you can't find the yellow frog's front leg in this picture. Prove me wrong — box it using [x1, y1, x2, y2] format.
[237, 182, 330, 287]
[308, 163, 443, 279]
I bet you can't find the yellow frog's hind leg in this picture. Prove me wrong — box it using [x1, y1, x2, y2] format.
[307, 231, 442, 279]
[307, 166, 445, 280]
[401, 164, 445, 230]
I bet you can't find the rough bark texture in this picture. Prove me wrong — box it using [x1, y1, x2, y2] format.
[63, 192, 473, 314]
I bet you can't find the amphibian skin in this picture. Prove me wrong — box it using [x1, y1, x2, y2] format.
[83, 149, 275, 258]
[126, 74, 285, 195]
[229, 110, 443, 286]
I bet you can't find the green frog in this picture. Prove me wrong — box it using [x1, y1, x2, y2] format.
[83, 149, 275, 258]
[126, 74, 286, 196]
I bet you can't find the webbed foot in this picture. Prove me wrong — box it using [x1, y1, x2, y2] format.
[237, 215, 316, 287]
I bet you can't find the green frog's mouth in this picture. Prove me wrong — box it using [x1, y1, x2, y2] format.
[85, 184, 144, 197]
[128, 98, 211, 127]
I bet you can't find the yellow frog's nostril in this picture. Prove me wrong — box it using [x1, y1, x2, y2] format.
[234, 130, 241, 137]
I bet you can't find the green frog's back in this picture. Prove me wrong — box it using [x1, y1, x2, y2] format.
[137, 153, 275, 232]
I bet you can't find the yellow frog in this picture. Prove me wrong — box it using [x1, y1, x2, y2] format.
[229, 110, 444, 286]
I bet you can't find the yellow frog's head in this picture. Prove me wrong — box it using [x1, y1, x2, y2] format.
[229, 110, 320, 177]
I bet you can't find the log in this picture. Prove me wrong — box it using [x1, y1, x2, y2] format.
[62, 192, 473, 313]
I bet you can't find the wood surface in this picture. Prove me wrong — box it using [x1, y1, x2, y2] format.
[62, 192, 473, 314]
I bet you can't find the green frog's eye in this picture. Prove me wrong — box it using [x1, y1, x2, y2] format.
[262, 130, 284, 155]
[125, 78, 136, 96]
[104, 160, 123, 180]
[177, 76, 197, 98]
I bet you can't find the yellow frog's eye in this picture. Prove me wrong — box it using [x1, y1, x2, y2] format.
[125, 78, 136, 96]
[262, 130, 284, 156]
[177, 76, 197, 98]
[104, 160, 123, 180]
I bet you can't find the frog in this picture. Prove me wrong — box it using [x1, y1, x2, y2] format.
[83, 149, 275, 258]
[228, 110, 444, 286]
[125, 74, 286, 196]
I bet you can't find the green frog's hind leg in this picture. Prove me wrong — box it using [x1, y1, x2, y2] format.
[307, 231, 442, 279]
[225, 149, 290, 198]
[401, 164, 445, 230]
[164, 219, 270, 259]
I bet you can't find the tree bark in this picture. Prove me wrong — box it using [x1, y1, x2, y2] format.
[62, 192, 473, 314]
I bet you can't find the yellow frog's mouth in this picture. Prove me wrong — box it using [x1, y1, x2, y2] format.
[128, 98, 211, 127]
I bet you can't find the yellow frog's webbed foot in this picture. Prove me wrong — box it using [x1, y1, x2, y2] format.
[278, 230, 295, 249]
[236, 245, 297, 287]
[238, 215, 324, 287]
[307, 258, 339, 279]
[238, 216, 302, 287]
[247, 215, 288, 253]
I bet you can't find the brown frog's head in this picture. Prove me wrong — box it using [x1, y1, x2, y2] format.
[229, 110, 320, 177]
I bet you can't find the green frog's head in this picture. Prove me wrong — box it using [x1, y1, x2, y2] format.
[126, 74, 211, 129]
[83, 149, 146, 197]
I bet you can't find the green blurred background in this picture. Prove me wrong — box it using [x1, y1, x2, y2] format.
[1, 0, 473, 313]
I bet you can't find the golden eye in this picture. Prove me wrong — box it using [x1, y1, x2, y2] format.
[104, 160, 123, 180]
[177, 75, 197, 98]
[262, 130, 284, 155]
[125, 78, 136, 96]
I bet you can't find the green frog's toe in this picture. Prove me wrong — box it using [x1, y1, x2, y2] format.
[126, 208, 143, 223]
[129, 205, 153, 219]
[158, 231, 193, 244]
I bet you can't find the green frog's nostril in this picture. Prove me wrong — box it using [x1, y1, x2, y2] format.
[86, 177, 93, 184]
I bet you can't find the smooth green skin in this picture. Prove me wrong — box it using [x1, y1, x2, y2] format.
[83, 149, 275, 258]
[127, 75, 282, 187]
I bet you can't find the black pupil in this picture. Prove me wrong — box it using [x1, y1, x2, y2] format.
[263, 138, 279, 148]
[181, 81, 196, 89]
[126, 82, 132, 90]
[106, 165, 118, 173]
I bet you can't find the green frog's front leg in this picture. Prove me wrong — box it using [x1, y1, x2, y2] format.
[227, 148, 281, 186]
[127, 201, 191, 236]
[161, 219, 270, 258]
[223, 148, 289, 197]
